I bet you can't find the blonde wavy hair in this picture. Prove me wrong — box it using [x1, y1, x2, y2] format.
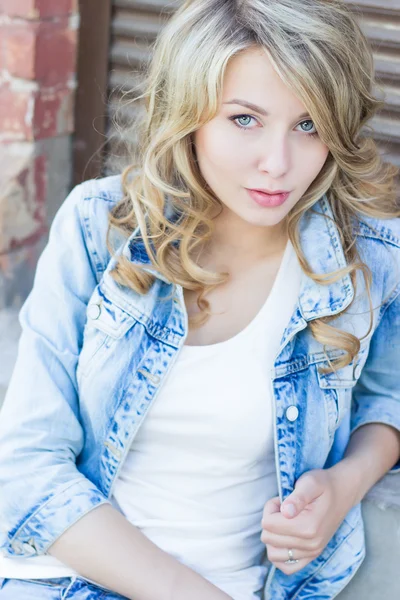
[108, 0, 400, 374]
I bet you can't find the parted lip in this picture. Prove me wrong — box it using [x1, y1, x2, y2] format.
[247, 188, 290, 195]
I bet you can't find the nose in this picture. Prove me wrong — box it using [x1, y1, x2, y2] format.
[257, 131, 290, 180]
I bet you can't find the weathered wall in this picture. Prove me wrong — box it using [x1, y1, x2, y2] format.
[0, 0, 79, 309]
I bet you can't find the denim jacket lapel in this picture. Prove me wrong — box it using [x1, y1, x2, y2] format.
[275, 194, 355, 364]
[119, 194, 356, 351]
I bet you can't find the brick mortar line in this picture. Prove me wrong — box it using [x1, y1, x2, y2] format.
[0, 14, 78, 24]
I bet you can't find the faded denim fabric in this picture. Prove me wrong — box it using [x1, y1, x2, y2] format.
[0, 577, 128, 599]
[0, 175, 399, 600]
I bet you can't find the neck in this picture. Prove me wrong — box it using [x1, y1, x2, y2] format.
[195, 208, 289, 272]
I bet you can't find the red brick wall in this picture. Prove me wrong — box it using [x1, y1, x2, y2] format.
[0, 0, 79, 286]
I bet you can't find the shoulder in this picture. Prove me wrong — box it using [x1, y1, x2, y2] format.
[353, 213, 400, 306]
[75, 173, 125, 225]
[77, 173, 124, 205]
[67, 174, 125, 282]
[67, 173, 124, 225]
[353, 213, 400, 249]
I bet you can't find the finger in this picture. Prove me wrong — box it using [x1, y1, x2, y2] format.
[263, 496, 281, 517]
[262, 507, 315, 537]
[260, 530, 318, 552]
[272, 557, 311, 576]
[280, 472, 324, 519]
[266, 545, 320, 564]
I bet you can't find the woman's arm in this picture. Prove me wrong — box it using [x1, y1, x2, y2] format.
[48, 503, 232, 600]
[327, 422, 400, 506]
[349, 287, 400, 475]
[261, 422, 400, 575]
[0, 181, 232, 599]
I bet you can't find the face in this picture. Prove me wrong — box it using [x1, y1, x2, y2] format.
[193, 46, 330, 234]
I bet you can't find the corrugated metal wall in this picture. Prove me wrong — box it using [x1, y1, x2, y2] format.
[106, 0, 176, 174]
[349, 0, 400, 177]
[106, 0, 400, 185]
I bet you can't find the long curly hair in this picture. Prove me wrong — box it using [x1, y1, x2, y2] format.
[107, 0, 400, 374]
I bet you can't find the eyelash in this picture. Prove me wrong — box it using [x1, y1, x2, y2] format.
[229, 114, 319, 138]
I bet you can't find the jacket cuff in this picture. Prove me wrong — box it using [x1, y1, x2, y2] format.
[3, 478, 110, 557]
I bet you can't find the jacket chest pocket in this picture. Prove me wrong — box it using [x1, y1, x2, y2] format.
[77, 287, 137, 381]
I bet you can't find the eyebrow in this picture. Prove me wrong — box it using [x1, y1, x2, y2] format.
[223, 98, 310, 120]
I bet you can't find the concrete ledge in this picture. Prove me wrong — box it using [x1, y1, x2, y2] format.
[337, 500, 400, 598]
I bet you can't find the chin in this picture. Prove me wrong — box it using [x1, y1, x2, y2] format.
[239, 213, 278, 228]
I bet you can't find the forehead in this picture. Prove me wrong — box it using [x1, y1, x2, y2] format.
[222, 47, 306, 116]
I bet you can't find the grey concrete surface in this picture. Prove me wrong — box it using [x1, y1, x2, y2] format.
[337, 500, 400, 599]
[36, 136, 73, 228]
[0, 135, 72, 311]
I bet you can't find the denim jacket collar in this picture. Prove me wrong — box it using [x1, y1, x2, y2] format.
[124, 194, 355, 328]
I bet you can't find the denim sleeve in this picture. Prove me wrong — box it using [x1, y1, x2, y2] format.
[0, 183, 111, 558]
[350, 288, 400, 474]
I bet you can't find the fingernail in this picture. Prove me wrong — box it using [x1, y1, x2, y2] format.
[283, 503, 296, 517]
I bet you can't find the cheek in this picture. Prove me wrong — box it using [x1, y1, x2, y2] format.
[298, 145, 329, 180]
[195, 124, 248, 173]
[314, 146, 330, 172]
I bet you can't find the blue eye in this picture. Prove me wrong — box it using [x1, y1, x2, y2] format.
[230, 114, 258, 131]
[229, 114, 319, 138]
[297, 119, 318, 137]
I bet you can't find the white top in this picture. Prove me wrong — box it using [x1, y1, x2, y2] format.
[0, 239, 303, 600]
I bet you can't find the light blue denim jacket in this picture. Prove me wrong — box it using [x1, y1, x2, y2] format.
[0, 175, 399, 600]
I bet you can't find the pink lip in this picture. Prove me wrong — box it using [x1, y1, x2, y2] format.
[246, 188, 290, 208]
[252, 188, 290, 194]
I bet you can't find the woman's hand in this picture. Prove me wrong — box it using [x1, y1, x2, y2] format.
[260, 468, 356, 575]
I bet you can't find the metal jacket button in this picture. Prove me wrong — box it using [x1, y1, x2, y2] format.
[88, 303, 101, 320]
[286, 405, 299, 422]
[11, 541, 23, 554]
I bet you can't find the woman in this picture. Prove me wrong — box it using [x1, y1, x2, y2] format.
[0, 0, 399, 598]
